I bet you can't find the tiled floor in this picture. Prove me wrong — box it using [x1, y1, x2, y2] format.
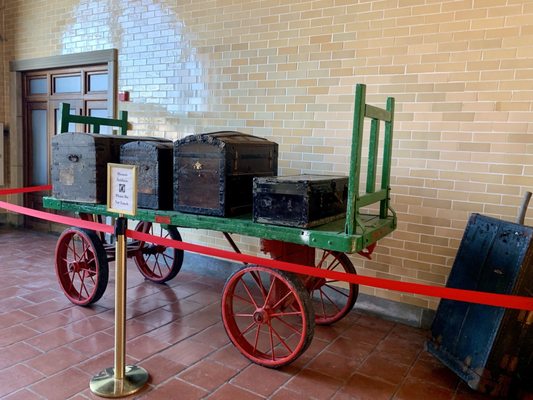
[0, 227, 530, 400]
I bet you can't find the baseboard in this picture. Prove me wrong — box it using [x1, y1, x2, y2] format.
[181, 252, 435, 329]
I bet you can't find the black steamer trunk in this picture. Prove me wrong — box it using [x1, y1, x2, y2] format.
[51, 132, 164, 203]
[120, 140, 173, 209]
[174, 131, 278, 216]
[253, 174, 348, 228]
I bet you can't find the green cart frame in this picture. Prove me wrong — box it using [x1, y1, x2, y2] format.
[44, 84, 396, 367]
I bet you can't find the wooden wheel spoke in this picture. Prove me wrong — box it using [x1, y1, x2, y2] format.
[323, 283, 349, 298]
[325, 257, 342, 271]
[78, 271, 89, 299]
[253, 324, 261, 355]
[79, 240, 92, 261]
[270, 310, 302, 318]
[232, 293, 255, 305]
[264, 276, 277, 308]
[238, 321, 257, 338]
[316, 250, 328, 268]
[271, 288, 293, 310]
[269, 324, 275, 360]
[315, 290, 328, 318]
[241, 279, 259, 308]
[67, 270, 76, 291]
[269, 323, 293, 354]
[160, 253, 173, 272]
[272, 315, 303, 335]
[234, 313, 254, 318]
[250, 270, 268, 299]
[152, 254, 163, 276]
[318, 289, 341, 313]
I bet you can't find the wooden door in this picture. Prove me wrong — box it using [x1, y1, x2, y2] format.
[22, 66, 109, 229]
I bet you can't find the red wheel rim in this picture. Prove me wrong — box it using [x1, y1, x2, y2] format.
[133, 222, 183, 283]
[222, 266, 313, 368]
[308, 251, 358, 325]
[55, 229, 106, 306]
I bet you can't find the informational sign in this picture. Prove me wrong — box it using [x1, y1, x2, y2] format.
[107, 163, 137, 216]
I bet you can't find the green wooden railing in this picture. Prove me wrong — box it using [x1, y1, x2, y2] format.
[345, 83, 396, 236]
[60, 103, 129, 135]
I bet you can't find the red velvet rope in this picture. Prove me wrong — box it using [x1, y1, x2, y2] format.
[0, 185, 52, 195]
[1, 185, 532, 311]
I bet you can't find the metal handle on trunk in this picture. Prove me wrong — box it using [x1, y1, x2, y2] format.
[68, 154, 80, 162]
[516, 191, 532, 225]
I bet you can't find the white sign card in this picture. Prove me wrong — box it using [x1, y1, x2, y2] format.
[107, 163, 137, 216]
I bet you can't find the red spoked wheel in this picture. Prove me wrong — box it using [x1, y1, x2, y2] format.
[221, 265, 314, 368]
[55, 227, 109, 306]
[133, 222, 183, 283]
[307, 250, 358, 325]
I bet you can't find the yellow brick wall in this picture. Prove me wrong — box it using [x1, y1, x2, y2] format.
[3, 0, 533, 309]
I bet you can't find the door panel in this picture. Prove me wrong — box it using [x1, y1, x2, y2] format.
[24, 102, 50, 229]
[22, 65, 110, 231]
[30, 108, 48, 186]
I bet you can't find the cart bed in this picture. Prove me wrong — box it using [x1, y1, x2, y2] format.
[43, 196, 395, 253]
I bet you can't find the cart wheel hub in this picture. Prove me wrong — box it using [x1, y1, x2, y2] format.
[69, 261, 86, 273]
[253, 309, 270, 324]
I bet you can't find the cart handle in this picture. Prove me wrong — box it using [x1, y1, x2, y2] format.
[59, 103, 129, 135]
[345, 83, 396, 236]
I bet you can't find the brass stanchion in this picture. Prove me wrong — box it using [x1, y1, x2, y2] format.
[90, 216, 149, 397]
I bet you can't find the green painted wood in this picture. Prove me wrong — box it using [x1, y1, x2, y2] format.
[365, 104, 392, 122]
[345, 84, 366, 236]
[345, 84, 396, 237]
[380, 96, 395, 220]
[357, 189, 388, 208]
[43, 196, 395, 253]
[366, 118, 380, 194]
[60, 102, 128, 134]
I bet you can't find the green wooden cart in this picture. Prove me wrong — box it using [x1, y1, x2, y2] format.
[44, 84, 396, 367]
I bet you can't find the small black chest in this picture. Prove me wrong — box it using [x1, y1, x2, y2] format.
[253, 174, 348, 228]
[174, 131, 278, 216]
[120, 140, 173, 210]
[51, 132, 162, 203]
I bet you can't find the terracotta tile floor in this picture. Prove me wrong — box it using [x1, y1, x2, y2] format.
[0, 227, 530, 400]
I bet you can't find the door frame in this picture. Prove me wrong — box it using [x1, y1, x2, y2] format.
[7, 49, 118, 225]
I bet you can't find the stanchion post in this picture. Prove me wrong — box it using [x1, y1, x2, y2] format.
[89, 215, 149, 397]
[114, 215, 127, 381]
[91, 162, 148, 397]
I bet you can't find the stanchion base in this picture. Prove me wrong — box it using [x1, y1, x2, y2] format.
[90, 365, 149, 398]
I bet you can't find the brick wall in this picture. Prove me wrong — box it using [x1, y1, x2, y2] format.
[3, 0, 533, 309]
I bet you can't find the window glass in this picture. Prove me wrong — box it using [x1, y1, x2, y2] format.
[90, 108, 111, 134]
[55, 107, 78, 134]
[31, 109, 48, 185]
[54, 75, 81, 93]
[29, 78, 47, 94]
[88, 73, 108, 92]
